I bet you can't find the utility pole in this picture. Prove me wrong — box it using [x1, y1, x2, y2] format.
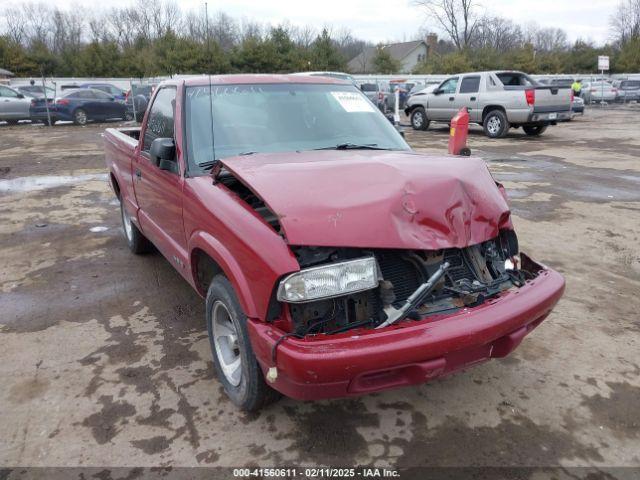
[40, 67, 52, 127]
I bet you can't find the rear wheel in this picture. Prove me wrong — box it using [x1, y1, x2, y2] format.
[410, 107, 430, 131]
[523, 125, 548, 136]
[206, 275, 279, 411]
[120, 201, 151, 254]
[73, 108, 88, 126]
[483, 109, 509, 138]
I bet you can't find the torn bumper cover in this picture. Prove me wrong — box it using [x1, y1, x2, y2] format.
[248, 258, 565, 400]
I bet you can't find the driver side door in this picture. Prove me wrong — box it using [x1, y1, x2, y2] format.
[428, 76, 459, 121]
[134, 87, 188, 270]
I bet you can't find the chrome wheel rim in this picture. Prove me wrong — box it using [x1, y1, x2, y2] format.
[487, 116, 501, 135]
[212, 301, 242, 387]
[121, 205, 133, 242]
[413, 111, 423, 127]
[76, 110, 87, 124]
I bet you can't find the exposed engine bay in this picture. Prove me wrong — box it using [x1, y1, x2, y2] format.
[285, 231, 540, 336]
[216, 169, 541, 336]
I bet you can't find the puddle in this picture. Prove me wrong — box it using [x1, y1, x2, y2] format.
[0, 174, 108, 193]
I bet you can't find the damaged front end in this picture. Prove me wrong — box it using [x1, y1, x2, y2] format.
[276, 230, 539, 336]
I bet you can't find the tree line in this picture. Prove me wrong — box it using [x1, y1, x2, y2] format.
[411, 0, 640, 74]
[1, 0, 639, 78]
[0, 1, 360, 77]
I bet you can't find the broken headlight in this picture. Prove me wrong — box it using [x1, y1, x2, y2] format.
[277, 257, 379, 303]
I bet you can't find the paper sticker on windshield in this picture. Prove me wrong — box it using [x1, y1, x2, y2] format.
[331, 92, 375, 112]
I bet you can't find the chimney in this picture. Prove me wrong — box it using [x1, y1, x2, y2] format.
[426, 33, 438, 57]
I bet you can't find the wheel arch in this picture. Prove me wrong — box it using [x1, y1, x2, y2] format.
[189, 231, 259, 319]
[109, 171, 121, 199]
[482, 105, 507, 123]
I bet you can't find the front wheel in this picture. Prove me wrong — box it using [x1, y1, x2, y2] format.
[206, 275, 279, 411]
[410, 107, 430, 131]
[73, 108, 88, 126]
[483, 109, 509, 138]
[523, 125, 548, 136]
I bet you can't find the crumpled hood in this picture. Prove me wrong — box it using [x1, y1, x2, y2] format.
[221, 150, 512, 249]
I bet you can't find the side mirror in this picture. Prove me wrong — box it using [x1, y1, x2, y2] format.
[434, 89, 443, 95]
[150, 137, 177, 172]
[17, 93, 25, 99]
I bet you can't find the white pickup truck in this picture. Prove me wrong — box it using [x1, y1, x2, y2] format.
[404, 71, 573, 138]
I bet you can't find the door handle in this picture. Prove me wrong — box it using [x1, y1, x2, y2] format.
[449, 97, 455, 101]
[135, 169, 142, 180]
[470, 96, 477, 101]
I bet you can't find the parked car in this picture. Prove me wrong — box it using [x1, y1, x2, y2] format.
[80, 83, 127, 102]
[125, 84, 156, 121]
[0, 85, 31, 124]
[581, 81, 617, 103]
[103, 74, 565, 410]
[405, 70, 573, 138]
[613, 80, 640, 102]
[30, 88, 128, 125]
[15, 85, 56, 99]
[384, 81, 415, 111]
[359, 82, 388, 111]
[292, 71, 356, 84]
[571, 96, 585, 116]
[549, 78, 574, 87]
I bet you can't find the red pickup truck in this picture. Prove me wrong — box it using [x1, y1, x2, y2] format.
[104, 75, 565, 411]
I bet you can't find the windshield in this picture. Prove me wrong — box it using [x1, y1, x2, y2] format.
[185, 83, 409, 168]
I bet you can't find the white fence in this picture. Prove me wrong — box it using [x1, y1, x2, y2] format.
[8, 72, 640, 96]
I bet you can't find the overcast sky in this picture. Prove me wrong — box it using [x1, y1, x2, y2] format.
[0, 0, 620, 45]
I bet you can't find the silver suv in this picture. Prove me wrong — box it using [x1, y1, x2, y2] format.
[405, 71, 572, 138]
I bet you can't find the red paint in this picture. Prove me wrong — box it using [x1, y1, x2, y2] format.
[448, 107, 470, 155]
[222, 150, 511, 250]
[248, 266, 565, 400]
[104, 74, 565, 401]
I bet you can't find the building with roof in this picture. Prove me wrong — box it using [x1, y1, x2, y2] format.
[348, 35, 438, 74]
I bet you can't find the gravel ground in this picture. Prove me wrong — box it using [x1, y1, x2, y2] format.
[0, 108, 639, 477]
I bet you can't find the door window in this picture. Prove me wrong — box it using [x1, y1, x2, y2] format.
[459, 76, 480, 94]
[0, 86, 19, 98]
[143, 87, 176, 152]
[94, 90, 113, 100]
[439, 77, 459, 94]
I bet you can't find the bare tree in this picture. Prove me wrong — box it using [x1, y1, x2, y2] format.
[611, 0, 640, 43]
[472, 16, 523, 52]
[413, 0, 479, 50]
[4, 7, 27, 44]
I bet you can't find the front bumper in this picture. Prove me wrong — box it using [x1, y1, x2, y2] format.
[248, 260, 565, 400]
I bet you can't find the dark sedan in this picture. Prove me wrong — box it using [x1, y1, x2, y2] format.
[30, 88, 128, 125]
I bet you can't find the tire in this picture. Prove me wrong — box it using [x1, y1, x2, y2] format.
[483, 109, 509, 138]
[73, 108, 88, 126]
[523, 125, 548, 136]
[120, 201, 151, 254]
[410, 107, 430, 131]
[206, 275, 279, 411]
[125, 112, 134, 121]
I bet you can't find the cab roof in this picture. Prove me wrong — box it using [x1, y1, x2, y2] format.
[162, 74, 351, 88]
